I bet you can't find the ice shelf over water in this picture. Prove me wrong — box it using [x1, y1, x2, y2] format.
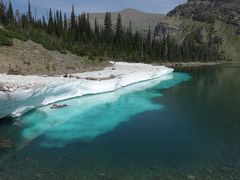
[0, 62, 173, 119]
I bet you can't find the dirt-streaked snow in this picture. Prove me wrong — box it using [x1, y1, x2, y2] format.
[0, 62, 173, 118]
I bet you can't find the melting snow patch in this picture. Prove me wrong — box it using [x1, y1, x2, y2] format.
[0, 62, 173, 118]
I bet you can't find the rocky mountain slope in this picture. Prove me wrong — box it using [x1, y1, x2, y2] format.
[159, 0, 240, 61]
[87, 8, 164, 33]
[169, 0, 240, 26]
[0, 38, 109, 75]
[87, 2, 240, 61]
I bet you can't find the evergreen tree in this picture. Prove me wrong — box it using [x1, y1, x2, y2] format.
[147, 26, 152, 55]
[133, 31, 141, 52]
[55, 10, 63, 36]
[0, 0, 223, 63]
[48, 8, 54, 34]
[56, 10, 59, 23]
[0, 0, 6, 25]
[59, 10, 63, 32]
[27, 0, 32, 22]
[127, 21, 132, 36]
[64, 13, 67, 31]
[55, 10, 59, 35]
[94, 18, 100, 37]
[85, 13, 92, 39]
[20, 13, 27, 28]
[80, 13, 86, 35]
[7, 1, 14, 23]
[70, 5, 75, 31]
[126, 21, 133, 48]
[104, 12, 112, 43]
[78, 13, 86, 41]
[53, 13, 57, 33]
[115, 13, 123, 45]
[76, 15, 81, 41]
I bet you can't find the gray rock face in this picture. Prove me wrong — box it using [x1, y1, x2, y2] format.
[188, 0, 239, 3]
[164, 0, 240, 62]
[154, 22, 178, 38]
[168, 0, 240, 26]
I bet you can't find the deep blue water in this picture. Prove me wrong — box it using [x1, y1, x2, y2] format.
[0, 64, 240, 179]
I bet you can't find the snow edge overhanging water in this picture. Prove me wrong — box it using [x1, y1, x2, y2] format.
[0, 62, 173, 118]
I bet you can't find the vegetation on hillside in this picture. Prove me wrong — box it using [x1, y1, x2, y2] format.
[168, 0, 240, 61]
[0, 0, 225, 62]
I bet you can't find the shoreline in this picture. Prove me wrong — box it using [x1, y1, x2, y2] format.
[155, 61, 230, 68]
[0, 60, 231, 77]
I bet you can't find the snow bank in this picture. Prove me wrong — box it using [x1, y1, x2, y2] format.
[0, 62, 173, 118]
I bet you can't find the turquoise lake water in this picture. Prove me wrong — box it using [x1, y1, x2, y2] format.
[0, 64, 240, 179]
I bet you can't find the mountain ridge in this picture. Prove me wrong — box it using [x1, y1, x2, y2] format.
[83, 8, 165, 33]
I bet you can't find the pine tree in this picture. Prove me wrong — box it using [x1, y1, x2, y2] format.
[76, 15, 81, 41]
[78, 13, 86, 41]
[85, 13, 92, 39]
[115, 13, 123, 45]
[0, 0, 6, 25]
[55, 10, 63, 36]
[147, 26, 152, 55]
[70, 5, 75, 31]
[48, 8, 54, 34]
[27, 0, 32, 23]
[104, 12, 112, 43]
[7, 1, 14, 23]
[56, 10, 59, 23]
[127, 21, 132, 36]
[81, 13, 86, 35]
[0, 0, 221, 63]
[126, 21, 133, 48]
[133, 31, 141, 51]
[64, 13, 67, 31]
[94, 18, 100, 37]
[54, 13, 57, 34]
[55, 10, 59, 35]
[59, 10, 63, 33]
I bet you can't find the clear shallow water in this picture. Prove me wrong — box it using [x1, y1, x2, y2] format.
[0, 65, 240, 179]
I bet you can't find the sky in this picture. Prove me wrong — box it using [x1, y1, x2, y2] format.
[9, 0, 187, 18]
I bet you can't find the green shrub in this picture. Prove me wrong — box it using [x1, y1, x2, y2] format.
[8, 31, 28, 41]
[0, 29, 28, 41]
[0, 34, 13, 46]
[88, 55, 96, 61]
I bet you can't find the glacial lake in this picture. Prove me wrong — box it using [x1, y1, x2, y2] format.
[0, 64, 240, 179]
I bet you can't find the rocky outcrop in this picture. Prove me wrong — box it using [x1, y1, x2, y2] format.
[168, 0, 240, 27]
[188, 0, 240, 4]
[154, 22, 179, 38]
[163, 0, 240, 61]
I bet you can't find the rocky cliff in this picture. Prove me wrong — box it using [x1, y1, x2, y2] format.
[160, 0, 240, 61]
[169, 0, 240, 27]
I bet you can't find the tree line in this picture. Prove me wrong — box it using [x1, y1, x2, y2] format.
[0, 0, 223, 62]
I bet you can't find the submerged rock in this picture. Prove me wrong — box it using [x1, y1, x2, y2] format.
[50, 104, 68, 109]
